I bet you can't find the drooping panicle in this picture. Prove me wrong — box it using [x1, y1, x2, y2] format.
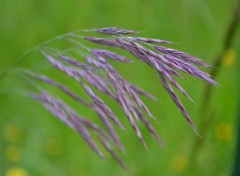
[27, 27, 216, 170]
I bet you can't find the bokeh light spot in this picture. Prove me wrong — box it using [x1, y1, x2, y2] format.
[169, 153, 188, 172]
[215, 122, 232, 141]
[222, 48, 236, 65]
[4, 125, 22, 143]
[5, 145, 21, 162]
[5, 167, 28, 176]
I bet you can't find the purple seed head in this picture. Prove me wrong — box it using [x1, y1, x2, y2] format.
[27, 27, 217, 169]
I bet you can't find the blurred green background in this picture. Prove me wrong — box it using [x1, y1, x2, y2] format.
[0, 0, 239, 175]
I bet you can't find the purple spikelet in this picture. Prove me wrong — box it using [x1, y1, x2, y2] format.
[31, 91, 105, 158]
[96, 27, 139, 35]
[91, 49, 132, 62]
[84, 36, 123, 48]
[126, 36, 173, 44]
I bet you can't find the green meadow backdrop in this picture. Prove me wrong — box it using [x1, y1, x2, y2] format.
[0, 0, 239, 175]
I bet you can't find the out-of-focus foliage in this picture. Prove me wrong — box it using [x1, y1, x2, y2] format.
[0, 0, 239, 176]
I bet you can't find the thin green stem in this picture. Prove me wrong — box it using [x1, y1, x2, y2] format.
[190, 0, 240, 164]
[232, 100, 240, 176]
[0, 30, 86, 81]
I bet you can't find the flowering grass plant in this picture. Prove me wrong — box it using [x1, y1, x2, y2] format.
[20, 27, 216, 170]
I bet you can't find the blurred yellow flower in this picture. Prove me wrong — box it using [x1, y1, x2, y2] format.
[5, 145, 21, 162]
[215, 122, 232, 141]
[4, 125, 22, 143]
[169, 153, 188, 172]
[222, 48, 236, 65]
[5, 167, 28, 176]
